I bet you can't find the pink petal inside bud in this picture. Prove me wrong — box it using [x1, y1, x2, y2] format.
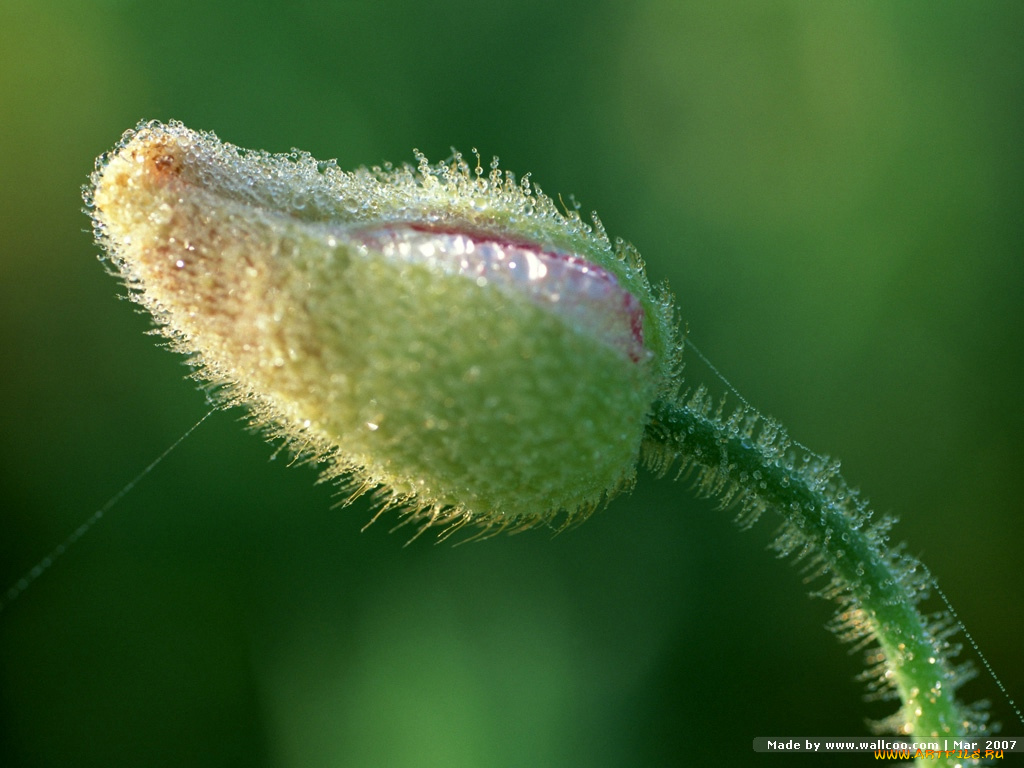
[353, 224, 648, 363]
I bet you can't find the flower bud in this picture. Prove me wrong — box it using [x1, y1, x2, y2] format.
[88, 120, 676, 535]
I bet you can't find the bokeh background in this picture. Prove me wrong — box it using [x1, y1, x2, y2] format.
[2, 2, 1022, 766]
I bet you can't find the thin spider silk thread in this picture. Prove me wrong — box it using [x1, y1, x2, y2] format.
[686, 334, 1024, 729]
[0, 408, 215, 613]
[5, 324, 1020, 732]
[932, 580, 1024, 727]
[683, 335, 823, 460]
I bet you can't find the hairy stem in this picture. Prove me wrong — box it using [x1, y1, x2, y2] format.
[643, 392, 985, 758]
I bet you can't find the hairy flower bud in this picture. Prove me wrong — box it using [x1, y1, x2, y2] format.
[88, 120, 677, 535]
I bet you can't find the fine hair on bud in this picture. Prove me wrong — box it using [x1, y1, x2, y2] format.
[87, 120, 680, 539]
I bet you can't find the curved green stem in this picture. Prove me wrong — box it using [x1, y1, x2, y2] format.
[643, 392, 987, 763]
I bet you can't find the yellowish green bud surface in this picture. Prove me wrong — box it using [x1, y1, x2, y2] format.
[88, 121, 677, 536]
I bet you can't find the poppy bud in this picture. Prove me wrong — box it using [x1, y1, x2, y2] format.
[88, 120, 677, 535]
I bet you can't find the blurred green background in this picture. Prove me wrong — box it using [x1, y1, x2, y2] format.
[2, 2, 1022, 766]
